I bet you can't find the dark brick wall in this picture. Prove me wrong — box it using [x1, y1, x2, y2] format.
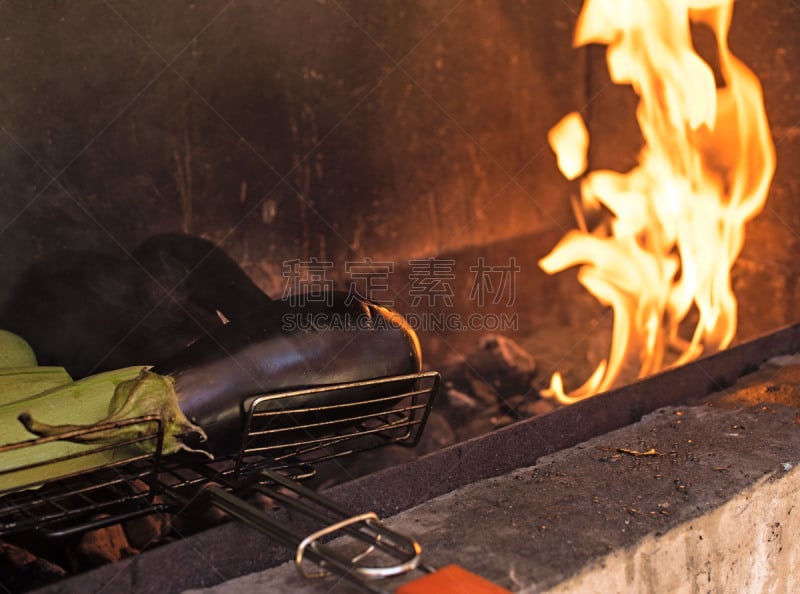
[0, 0, 582, 298]
[0, 0, 795, 361]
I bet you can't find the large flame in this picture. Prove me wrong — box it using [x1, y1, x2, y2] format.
[540, 0, 776, 404]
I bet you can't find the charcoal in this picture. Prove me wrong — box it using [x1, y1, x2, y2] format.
[526, 398, 557, 417]
[0, 539, 67, 591]
[413, 410, 457, 453]
[440, 358, 497, 407]
[498, 393, 529, 419]
[435, 334, 542, 440]
[465, 334, 537, 397]
[437, 384, 479, 431]
[123, 510, 172, 551]
[69, 520, 137, 572]
[457, 409, 503, 440]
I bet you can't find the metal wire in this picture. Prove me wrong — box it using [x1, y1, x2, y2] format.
[0, 372, 439, 538]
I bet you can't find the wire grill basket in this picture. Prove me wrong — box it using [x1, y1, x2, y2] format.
[0, 371, 439, 538]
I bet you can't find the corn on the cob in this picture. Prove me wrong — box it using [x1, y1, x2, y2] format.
[16, 367, 207, 452]
[0, 329, 38, 368]
[1, 366, 144, 492]
[0, 366, 73, 406]
[0, 328, 209, 493]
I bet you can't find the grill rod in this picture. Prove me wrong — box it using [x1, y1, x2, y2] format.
[204, 470, 424, 594]
[200, 469, 510, 594]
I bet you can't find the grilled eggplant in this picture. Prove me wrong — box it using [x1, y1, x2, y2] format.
[152, 291, 422, 456]
[0, 234, 272, 378]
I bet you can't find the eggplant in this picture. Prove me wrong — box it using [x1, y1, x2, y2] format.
[151, 291, 422, 456]
[132, 232, 273, 321]
[1, 234, 272, 378]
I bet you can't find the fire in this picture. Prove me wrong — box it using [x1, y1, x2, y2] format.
[540, 0, 776, 404]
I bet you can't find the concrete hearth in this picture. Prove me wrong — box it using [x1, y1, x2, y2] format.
[183, 357, 800, 593]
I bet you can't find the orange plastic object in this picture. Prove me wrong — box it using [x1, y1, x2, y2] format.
[395, 564, 513, 594]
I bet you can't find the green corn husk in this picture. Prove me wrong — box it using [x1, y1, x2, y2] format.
[0, 366, 73, 406]
[0, 366, 208, 494]
[0, 329, 38, 368]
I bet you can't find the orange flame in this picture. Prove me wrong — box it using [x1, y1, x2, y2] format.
[540, 0, 776, 404]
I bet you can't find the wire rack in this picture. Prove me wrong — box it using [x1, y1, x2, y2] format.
[0, 371, 439, 539]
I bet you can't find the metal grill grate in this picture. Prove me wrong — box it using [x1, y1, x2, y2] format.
[0, 371, 439, 538]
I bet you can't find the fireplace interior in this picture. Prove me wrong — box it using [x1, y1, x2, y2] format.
[0, 0, 798, 390]
[0, 0, 798, 592]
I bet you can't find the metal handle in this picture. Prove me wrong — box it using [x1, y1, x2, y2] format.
[202, 470, 425, 592]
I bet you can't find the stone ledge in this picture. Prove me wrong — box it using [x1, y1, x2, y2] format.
[545, 466, 799, 593]
[184, 360, 800, 593]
